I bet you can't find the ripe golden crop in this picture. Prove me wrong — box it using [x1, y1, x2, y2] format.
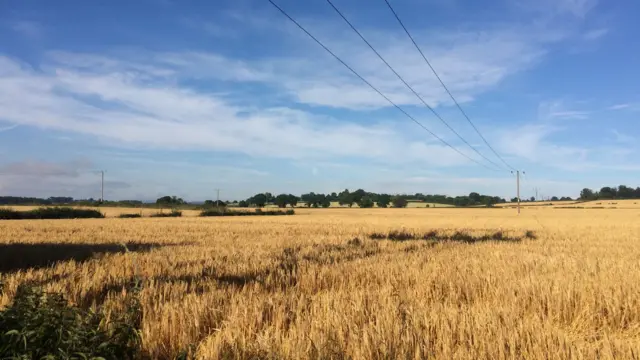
[1, 207, 639, 359]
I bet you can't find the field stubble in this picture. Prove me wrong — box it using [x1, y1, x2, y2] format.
[1, 208, 639, 359]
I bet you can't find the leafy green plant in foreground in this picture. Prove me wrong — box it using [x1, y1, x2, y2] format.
[0, 283, 141, 360]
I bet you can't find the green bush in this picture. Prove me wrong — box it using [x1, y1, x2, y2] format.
[0, 207, 104, 220]
[391, 197, 408, 208]
[118, 213, 142, 218]
[150, 210, 182, 217]
[0, 208, 20, 220]
[358, 196, 374, 208]
[199, 208, 228, 217]
[0, 283, 141, 359]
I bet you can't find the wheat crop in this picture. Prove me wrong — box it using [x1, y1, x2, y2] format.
[1, 208, 639, 359]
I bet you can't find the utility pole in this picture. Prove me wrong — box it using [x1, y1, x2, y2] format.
[100, 170, 105, 203]
[215, 189, 220, 211]
[534, 187, 539, 201]
[512, 170, 524, 215]
[516, 171, 520, 215]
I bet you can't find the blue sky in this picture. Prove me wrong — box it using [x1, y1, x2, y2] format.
[1, 0, 639, 201]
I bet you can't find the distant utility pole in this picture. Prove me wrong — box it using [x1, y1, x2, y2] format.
[100, 170, 105, 203]
[512, 170, 525, 215]
[534, 187, 539, 201]
[215, 189, 221, 210]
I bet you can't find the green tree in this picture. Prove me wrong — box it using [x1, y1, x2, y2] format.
[338, 189, 354, 207]
[376, 194, 391, 208]
[238, 200, 248, 208]
[156, 195, 184, 206]
[392, 197, 408, 208]
[301, 193, 316, 207]
[453, 196, 470, 206]
[264, 192, 274, 204]
[156, 196, 172, 206]
[618, 185, 634, 198]
[204, 200, 225, 207]
[287, 194, 299, 208]
[274, 194, 289, 208]
[249, 193, 267, 207]
[599, 186, 617, 199]
[320, 195, 331, 208]
[352, 189, 366, 204]
[358, 196, 374, 208]
[580, 188, 595, 200]
[468, 192, 481, 205]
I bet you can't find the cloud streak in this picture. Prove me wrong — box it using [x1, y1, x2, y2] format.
[539, 101, 590, 120]
[0, 123, 19, 132]
[0, 55, 481, 168]
[9, 20, 43, 39]
[583, 28, 608, 41]
[146, 26, 550, 110]
[0, 159, 92, 177]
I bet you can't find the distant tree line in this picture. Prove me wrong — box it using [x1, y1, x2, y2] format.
[0, 196, 74, 205]
[203, 200, 227, 207]
[0, 196, 143, 207]
[155, 195, 186, 206]
[578, 185, 640, 201]
[6, 184, 640, 209]
[77, 199, 143, 207]
[509, 196, 573, 203]
[236, 189, 509, 208]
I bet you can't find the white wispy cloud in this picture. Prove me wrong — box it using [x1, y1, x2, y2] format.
[548, 110, 590, 120]
[538, 101, 590, 120]
[516, 0, 598, 18]
[0, 55, 475, 168]
[611, 129, 635, 144]
[0, 123, 19, 132]
[9, 20, 43, 39]
[608, 103, 631, 110]
[583, 28, 609, 41]
[495, 123, 595, 170]
[145, 26, 551, 110]
[555, 0, 598, 18]
[494, 121, 640, 173]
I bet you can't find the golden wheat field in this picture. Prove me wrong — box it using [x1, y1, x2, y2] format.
[1, 207, 640, 359]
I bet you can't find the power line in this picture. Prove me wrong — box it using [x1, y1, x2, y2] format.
[324, 0, 502, 171]
[382, 0, 517, 172]
[266, 0, 499, 172]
